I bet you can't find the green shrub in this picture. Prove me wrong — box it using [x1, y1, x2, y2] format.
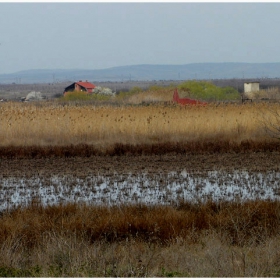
[117, 86, 144, 99]
[148, 85, 162, 91]
[178, 81, 240, 101]
[117, 90, 131, 99]
[129, 86, 142, 94]
[89, 94, 111, 101]
[61, 91, 111, 101]
[61, 91, 91, 101]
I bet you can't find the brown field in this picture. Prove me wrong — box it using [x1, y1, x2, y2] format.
[0, 100, 280, 276]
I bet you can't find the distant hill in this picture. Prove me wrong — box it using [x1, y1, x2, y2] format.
[1, 63, 280, 84]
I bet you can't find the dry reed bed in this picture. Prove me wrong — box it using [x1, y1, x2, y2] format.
[1, 200, 279, 248]
[1, 102, 279, 148]
[0, 201, 280, 276]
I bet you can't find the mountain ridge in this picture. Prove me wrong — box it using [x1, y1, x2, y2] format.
[1, 62, 280, 84]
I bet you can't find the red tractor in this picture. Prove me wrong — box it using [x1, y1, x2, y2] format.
[173, 88, 207, 105]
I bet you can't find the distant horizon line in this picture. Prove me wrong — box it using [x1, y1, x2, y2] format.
[3, 61, 280, 75]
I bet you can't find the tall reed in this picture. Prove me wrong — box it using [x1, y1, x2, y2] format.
[1, 102, 279, 148]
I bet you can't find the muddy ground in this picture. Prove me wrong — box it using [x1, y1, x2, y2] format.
[1, 152, 279, 178]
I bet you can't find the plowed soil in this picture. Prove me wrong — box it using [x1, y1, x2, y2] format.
[1, 152, 279, 178]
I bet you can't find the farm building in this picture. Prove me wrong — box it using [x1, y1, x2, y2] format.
[242, 81, 260, 102]
[64, 81, 95, 95]
[244, 81, 260, 93]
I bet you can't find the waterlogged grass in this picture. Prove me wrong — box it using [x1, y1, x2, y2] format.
[0, 170, 279, 211]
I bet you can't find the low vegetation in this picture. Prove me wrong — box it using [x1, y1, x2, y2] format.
[59, 81, 240, 104]
[178, 80, 240, 101]
[116, 81, 240, 103]
[0, 200, 279, 277]
[61, 91, 112, 101]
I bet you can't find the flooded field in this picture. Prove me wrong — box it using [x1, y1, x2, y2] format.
[1, 152, 279, 210]
[0, 151, 280, 277]
[1, 170, 280, 211]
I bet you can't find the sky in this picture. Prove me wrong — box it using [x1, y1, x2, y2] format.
[1, 2, 280, 74]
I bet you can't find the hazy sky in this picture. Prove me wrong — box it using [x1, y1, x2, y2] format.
[1, 2, 280, 74]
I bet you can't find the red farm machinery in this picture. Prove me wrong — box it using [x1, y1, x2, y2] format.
[173, 88, 207, 105]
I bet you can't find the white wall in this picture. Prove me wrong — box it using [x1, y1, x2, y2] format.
[244, 82, 259, 93]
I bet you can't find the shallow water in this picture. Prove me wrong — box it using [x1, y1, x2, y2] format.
[0, 170, 279, 210]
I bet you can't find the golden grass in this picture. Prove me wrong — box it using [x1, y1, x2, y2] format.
[0, 101, 279, 148]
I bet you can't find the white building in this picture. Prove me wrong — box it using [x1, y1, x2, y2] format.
[244, 82, 260, 93]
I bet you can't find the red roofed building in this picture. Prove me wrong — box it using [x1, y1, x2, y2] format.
[63, 81, 95, 95]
